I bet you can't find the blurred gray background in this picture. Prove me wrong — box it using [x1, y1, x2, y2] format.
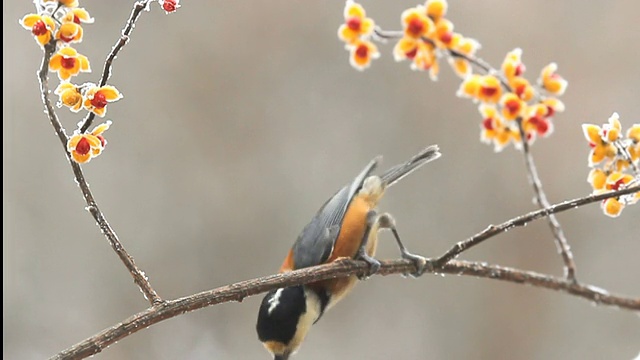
[4, 1, 639, 359]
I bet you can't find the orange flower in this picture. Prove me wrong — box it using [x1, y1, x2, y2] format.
[393, 37, 437, 78]
[587, 168, 607, 190]
[599, 171, 637, 217]
[54, 82, 83, 112]
[338, 0, 374, 44]
[539, 62, 567, 95]
[448, 36, 481, 78]
[56, 22, 84, 44]
[433, 18, 454, 48]
[457, 74, 481, 99]
[62, 8, 94, 24]
[582, 123, 617, 166]
[540, 97, 565, 117]
[602, 112, 622, 142]
[83, 85, 123, 117]
[67, 122, 111, 164]
[20, 14, 56, 46]
[604, 171, 634, 191]
[401, 6, 434, 39]
[626, 124, 640, 162]
[509, 76, 534, 102]
[501, 48, 526, 79]
[477, 75, 502, 104]
[49, 47, 90, 81]
[479, 104, 521, 151]
[425, 0, 448, 21]
[522, 104, 553, 140]
[601, 197, 624, 218]
[499, 92, 525, 120]
[348, 39, 380, 71]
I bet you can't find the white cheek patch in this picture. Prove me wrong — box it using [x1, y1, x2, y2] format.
[267, 288, 284, 315]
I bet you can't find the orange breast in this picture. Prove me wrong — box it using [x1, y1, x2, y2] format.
[279, 248, 295, 272]
[280, 194, 378, 308]
[312, 195, 376, 306]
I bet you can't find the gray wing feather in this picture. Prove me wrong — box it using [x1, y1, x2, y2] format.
[292, 158, 380, 269]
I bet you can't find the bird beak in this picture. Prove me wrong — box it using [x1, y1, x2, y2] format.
[274, 354, 289, 360]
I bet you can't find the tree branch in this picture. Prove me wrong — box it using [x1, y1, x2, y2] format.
[373, 25, 579, 280]
[433, 185, 639, 268]
[79, 0, 151, 133]
[516, 121, 577, 280]
[38, 41, 161, 306]
[50, 257, 639, 360]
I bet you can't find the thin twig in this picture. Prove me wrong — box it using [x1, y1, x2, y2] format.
[79, 0, 151, 133]
[38, 41, 161, 305]
[50, 257, 639, 360]
[433, 184, 640, 267]
[516, 120, 577, 281]
[373, 26, 578, 281]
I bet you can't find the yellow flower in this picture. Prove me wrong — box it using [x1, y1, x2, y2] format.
[582, 124, 617, 166]
[602, 112, 622, 142]
[501, 48, 525, 79]
[44, 0, 79, 8]
[67, 121, 112, 164]
[602, 197, 624, 218]
[425, 0, 448, 21]
[62, 8, 94, 24]
[447, 36, 480, 78]
[49, 47, 90, 81]
[83, 85, 123, 117]
[605, 172, 634, 191]
[541, 98, 565, 117]
[626, 124, 640, 162]
[522, 104, 553, 142]
[540, 62, 567, 95]
[587, 168, 607, 190]
[401, 6, 434, 39]
[338, 0, 374, 44]
[479, 104, 521, 151]
[509, 76, 534, 102]
[500, 92, 525, 121]
[56, 22, 84, 43]
[627, 123, 640, 142]
[20, 14, 56, 46]
[348, 39, 380, 71]
[477, 75, 502, 104]
[393, 37, 437, 78]
[457, 74, 481, 99]
[433, 18, 454, 47]
[54, 82, 83, 112]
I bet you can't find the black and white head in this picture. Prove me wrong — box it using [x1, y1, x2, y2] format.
[256, 285, 324, 360]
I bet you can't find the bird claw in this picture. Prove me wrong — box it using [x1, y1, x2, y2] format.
[356, 250, 381, 280]
[401, 252, 427, 278]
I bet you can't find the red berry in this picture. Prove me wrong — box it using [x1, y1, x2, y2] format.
[76, 137, 91, 155]
[91, 91, 108, 109]
[32, 20, 47, 36]
[163, 0, 178, 12]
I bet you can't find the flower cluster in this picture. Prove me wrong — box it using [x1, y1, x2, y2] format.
[392, 0, 480, 81]
[336, 1, 567, 152]
[458, 49, 567, 151]
[20, 0, 125, 163]
[67, 121, 112, 164]
[582, 113, 640, 217]
[337, 0, 380, 70]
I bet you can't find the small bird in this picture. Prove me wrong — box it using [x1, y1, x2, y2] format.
[256, 145, 441, 360]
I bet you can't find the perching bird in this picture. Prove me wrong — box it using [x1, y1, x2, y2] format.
[256, 145, 441, 360]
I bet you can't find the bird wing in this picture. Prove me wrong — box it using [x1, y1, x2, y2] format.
[291, 157, 380, 269]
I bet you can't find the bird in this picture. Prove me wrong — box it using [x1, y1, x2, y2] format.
[256, 145, 441, 360]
